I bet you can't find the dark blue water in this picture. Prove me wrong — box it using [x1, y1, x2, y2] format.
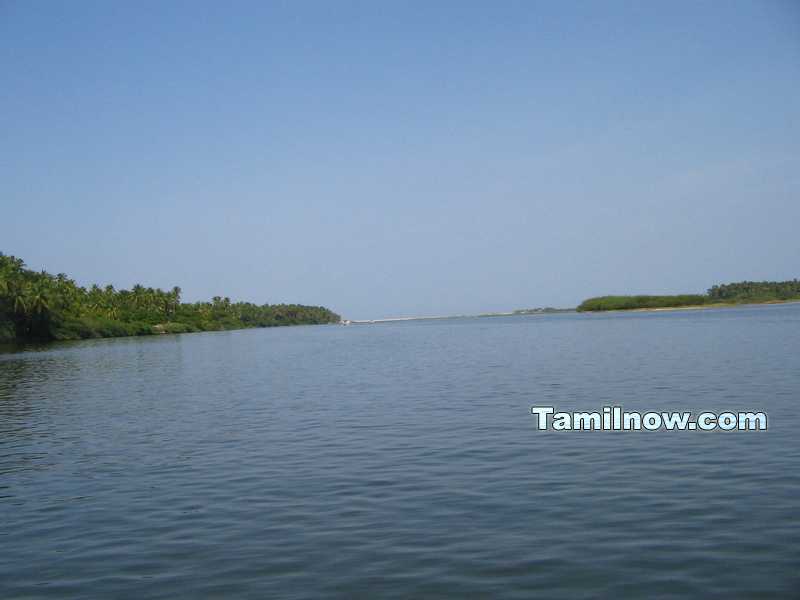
[2, 304, 799, 598]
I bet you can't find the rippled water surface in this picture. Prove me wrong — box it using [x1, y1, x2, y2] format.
[2, 304, 799, 598]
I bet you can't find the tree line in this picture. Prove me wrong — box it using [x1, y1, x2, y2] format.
[577, 279, 800, 312]
[0, 252, 340, 342]
[707, 280, 800, 302]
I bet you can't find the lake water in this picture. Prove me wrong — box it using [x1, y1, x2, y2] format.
[2, 304, 799, 598]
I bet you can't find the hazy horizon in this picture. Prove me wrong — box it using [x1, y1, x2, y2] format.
[3, 1, 799, 320]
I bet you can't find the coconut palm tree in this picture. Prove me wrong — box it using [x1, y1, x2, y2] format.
[132, 284, 145, 308]
[12, 290, 28, 316]
[28, 283, 51, 315]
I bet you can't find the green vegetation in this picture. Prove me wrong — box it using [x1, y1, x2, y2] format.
[577, 280, 800, 312]
[707, 280, 800, 303]
[577, 295, 708, 312]
[0, 252, 340, 343]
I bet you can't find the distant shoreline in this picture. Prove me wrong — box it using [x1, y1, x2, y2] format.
[345, 298, 800, 324]
[615, 299, 800, 314]
[575, 281, 800, 313]
[343, 308, 575, 324]
[578, 299, 800, 315]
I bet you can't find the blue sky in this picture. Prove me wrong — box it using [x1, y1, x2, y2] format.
[2, 1, 799, 319]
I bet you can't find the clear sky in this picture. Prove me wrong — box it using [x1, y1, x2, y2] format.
[2, 1, 799, 319]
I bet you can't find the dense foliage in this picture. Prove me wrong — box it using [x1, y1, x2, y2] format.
[0, 253, 340, 343]
[707, 280, 800, 303]
[578, 280, 800, 312]
[576, 295, 708, 312]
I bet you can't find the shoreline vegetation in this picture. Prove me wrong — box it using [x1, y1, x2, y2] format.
[346, 282, 800, 325]
[0, 253, 340, 344]
[576, 281, 800, 312]
[3, 251, 798, 342]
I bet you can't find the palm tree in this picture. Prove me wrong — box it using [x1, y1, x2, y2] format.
[170, 286, 182, 316]
[13, 291, 28, 316]
[28, 284, 51, 315]
[132, 284, 145, 308]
